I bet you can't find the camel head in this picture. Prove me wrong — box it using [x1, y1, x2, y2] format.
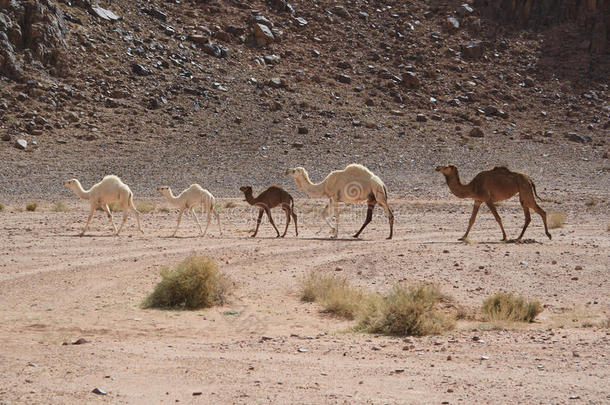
[63, 179, 79, 189]
[156, 186, 170, 194]
[239, 185, 253, 200]
[285, 167, 306, 179]
[435, 164, 458, 177]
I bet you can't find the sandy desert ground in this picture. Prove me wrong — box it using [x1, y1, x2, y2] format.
[0, 196, 608, 404]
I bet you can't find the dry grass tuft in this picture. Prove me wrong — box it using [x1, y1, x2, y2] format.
[547, 210, 567, 229]
[481, 293, 542, 322]
[25, 201, 38, 212]
[136, 201, 155, 213]
[96, 202, 120, 212]
[52, 201, 69, 212]
[224, 201, 237, 209]
[142, 256, 231, 310]
[300, 271, 369, 319]
[584, 197, 598, 207]
[359, 284, 456, 336]
[0, 202, 4, 212]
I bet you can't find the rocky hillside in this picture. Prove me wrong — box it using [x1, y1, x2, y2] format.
[0, 0, 608, 198]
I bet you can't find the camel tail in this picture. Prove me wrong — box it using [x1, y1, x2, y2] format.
[382, 184, 389, 201]
[531, 181, 546, 202]
[128, 191, 138, 211]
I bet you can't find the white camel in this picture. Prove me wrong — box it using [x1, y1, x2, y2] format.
[285, 164, 394, 239]
[63, 175, 144, 236]
[157, 184, 221, 237]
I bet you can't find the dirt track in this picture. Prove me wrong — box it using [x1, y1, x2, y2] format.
[0, 198, 608, 404]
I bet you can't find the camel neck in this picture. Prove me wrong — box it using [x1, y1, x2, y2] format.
[72, 181, 91, 200]
[444, 171, 472, 199]
[162, 189, 180, 204]
[243, 191, 256, 205]
[297, 171, 326, 197]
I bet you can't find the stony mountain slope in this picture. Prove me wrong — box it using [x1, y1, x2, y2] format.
[0, 0, 608, 199]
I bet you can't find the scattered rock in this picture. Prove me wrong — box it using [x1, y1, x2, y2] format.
[416, 114, 427, 122]
[294, 17, 308, 26]
[332, 6, 350, 18]
[192, 392, 202, 396]
[335, 74, 351, 84]
[90, 6, 119, 21]
[401, 72, 420, 89]
[457, 3, 474, 16]
[91, 388, 107, 395]
[544, 130, 553, 137]
[268, 78, 284, 88]
[253, 23, 275, 47]
[462, 41, 483, 59]
[297, 127, 308, 134]
[565, 133, 586, 143]
[337, 60, 352, 69]
[15, 139, 27, 150]
[445, 17, 460, 31]
[469, 127, 484, 138]
[524, 76, 536, 87]
[131, 63, 152, 76]
[2, 133, 11, 142]
[63, 337, 89, 345]
[142, 8, 167, 22]
[297, 348, 307, 353]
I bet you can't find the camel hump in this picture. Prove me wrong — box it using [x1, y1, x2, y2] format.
[492, 166, 511, 172]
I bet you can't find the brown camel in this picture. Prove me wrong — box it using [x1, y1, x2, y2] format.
[436, 164, 551, 241]
[239, 185, 298, 238]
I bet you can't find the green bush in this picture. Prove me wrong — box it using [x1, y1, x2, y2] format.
[142, 256, 230, 310]
[481, 293, 542, 323]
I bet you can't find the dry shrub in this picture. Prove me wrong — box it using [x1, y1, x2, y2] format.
[224, 201, 237, 209]
[0, 202, 4, 212]
[96, 202, 120, 212]
[600, 315, 610, 328]
[52, 201, 69, 212]
[481, 293, 542, 322]
[300, 271, 368, 319]
[584, 197, 598, 207]
[547, 210, 567, 229]
[142, 256, 230, 310]
[25, 201, 38, 212]
[359, 284, 456, 336]
[136, 201, 155, 213]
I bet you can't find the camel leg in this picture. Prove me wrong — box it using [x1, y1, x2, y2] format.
[322, 201, 336, 235]
[201, 204, 211, 236]
[190, 207, 204, 235]
[252, 208, 264, 237]
[172, 208, 185, 237]
[264, 206, 281, 237]
[103, 204, 117, 234]
[291, 209, 298, 237]
[460, 201, 482, 241]
[516, 204, 531, 241]
[127, 197, 143, 234]
[331, 200, 339, 238]
[116, 208, 129, 236]
[533, 204, 552, 240]
[214, 209, 222, 235]
[353, 198, 376, 238]
[81, 206, 95, 236]
[486, 202, 507, 241]
[375, 193, 394, 239]
[281, 206, 290, 238]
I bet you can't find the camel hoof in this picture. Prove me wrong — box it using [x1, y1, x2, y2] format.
[547, 233, 552, 240]
[386, 236, 392, 240]
[250, 234, 256, 238]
